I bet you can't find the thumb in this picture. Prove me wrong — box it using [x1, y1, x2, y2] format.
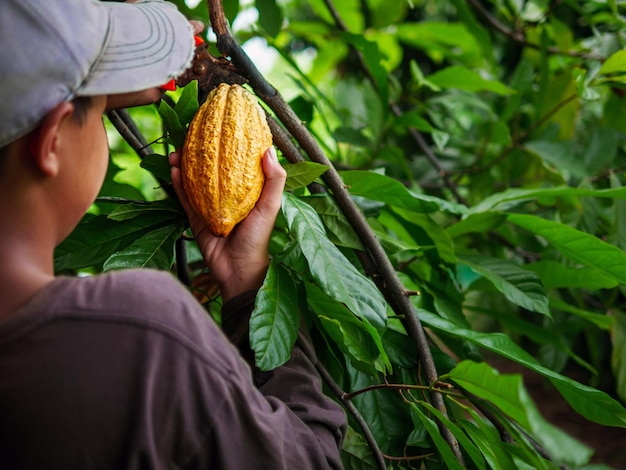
[255, 146, 286, 216]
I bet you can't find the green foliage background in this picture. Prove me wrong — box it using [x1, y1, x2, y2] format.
[57, 0, 626, 468]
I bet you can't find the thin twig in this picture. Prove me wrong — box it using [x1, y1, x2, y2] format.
[342, 382, 460, 402]
[106, 107, 177, 200]
[466, 0, 604, 61]
[106, 109, 153, 158]
[296, 335, 387, 470]
[460, 93, 578, 176]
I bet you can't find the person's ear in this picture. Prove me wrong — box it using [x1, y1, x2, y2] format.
[28, 101, 74, 177]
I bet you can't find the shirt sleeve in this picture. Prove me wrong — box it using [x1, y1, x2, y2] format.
[219, 290, 347, 469]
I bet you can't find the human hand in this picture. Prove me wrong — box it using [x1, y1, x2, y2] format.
[170, 146, 286, 302]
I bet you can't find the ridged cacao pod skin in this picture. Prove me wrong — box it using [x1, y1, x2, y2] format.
[181, 83, 272, 237]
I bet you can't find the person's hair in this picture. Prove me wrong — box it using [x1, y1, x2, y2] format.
[0, 96, 94, 165]
[70, 96, 93, 126]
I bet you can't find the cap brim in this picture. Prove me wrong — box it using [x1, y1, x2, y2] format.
[77, 0, 195, 96]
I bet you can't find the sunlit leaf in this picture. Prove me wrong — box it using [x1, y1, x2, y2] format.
[283, 161, 329, 191]
[428, 66, 515, 95]
[340, 170, 467, 214]
[599, 49, 626, 75]
[304, 195, 364, 250]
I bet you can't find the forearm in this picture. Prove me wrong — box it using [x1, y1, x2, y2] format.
[221, 290, 347, 467]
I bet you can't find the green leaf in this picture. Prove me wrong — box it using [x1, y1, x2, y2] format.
[281, 193, 387, 332]
[255, 0, 283, 37]
[446, 212, 508, 238]
[392, 209, 457, 264]
[304, 195, 364, 250]
[102, 222, 183, 271]
[283, 161, 329, 191]
[306, 282, 390, 374]
[174, 80, 199, 126]
[394, 109, 436, 132]
[157, 100, 186, 149]
[525, 260, 619, 290]
[107, 199, 181, 221]
[55, 213, 179, 271]
[342, 32, 389, 112]
[250, 261, 300, 370]
[418, 401, 487, 470]
[461, 414, 516, 470]
[418, 309, 626, 427]
[458, 254, 550, 316]
[524, 140, 583, 177]
[508, 213, 626, 285]
[333, 126, 370, 147]
[340, 170, 467, 214]
[428, 66, 515, 95]
[599, 49, 626, 75]
[410, 404, 465, 470]
[340, 427, 379, 470]
[448, 361, 593, 466]
[347, 364, 414, 455]
[396, 21, 482, 64]
[549, 298, 614, 330]
[140, 154, 173, 183]
[467, 186, 626, 215]
[611, 311, 626, 403]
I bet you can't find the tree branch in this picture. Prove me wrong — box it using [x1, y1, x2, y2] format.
[466, 0, 603, 61]
[319, 0, 465, 463]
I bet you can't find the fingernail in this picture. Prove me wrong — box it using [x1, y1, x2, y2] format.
[268, 146, 277, 162]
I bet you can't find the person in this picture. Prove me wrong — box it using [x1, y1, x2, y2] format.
[0, 0, 346, 468]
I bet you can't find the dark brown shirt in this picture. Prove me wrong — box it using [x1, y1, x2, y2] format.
[0, 269, 346, 469]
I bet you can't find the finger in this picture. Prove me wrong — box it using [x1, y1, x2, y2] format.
[255, 146, 286, 215]
[189, 20, 204, 35]
[169, 152, 195, 217]
[169, 150, 182, 168]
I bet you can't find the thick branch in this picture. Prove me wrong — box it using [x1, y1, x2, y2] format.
[320, 0, 465, 463]
[207, 0, 465, 465]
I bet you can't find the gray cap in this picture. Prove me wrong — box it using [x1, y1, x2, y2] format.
[0, 0, 195, 147]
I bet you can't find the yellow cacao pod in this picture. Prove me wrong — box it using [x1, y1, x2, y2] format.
[181, 83, 272, 237]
